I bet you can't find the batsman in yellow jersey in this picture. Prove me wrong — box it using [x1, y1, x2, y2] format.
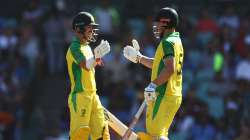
[66, 11, 111, 140]
[123, 7, 184, 140]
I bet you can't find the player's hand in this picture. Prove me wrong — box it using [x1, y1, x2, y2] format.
[123, 39, 142, 63]
[144, 82, 157, 104]
[94, 40, 110, 58]
[95, 58, 104, 66]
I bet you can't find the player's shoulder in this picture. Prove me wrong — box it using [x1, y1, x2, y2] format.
[70, 38, 80, 47]
[167, 32, 180, 40]
[161, 38, 174, 48]
[162, 32, 181, 47]
[69, 39, 81, 52]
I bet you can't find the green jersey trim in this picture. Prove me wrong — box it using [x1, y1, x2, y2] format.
[72, 62, 84, 93]
[162, 39, 175, 59]
[70, 38, 86, 64]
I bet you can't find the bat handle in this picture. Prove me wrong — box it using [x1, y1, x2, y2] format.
[122, 100, 146, 140]
[122, 119, 137, 140]
[122, 128, 133, 140]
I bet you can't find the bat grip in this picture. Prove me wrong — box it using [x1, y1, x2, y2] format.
[122, 100, 146, 140]
[122, 128, 133, 140]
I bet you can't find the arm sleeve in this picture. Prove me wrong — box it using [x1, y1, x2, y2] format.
[70, 44, 85, 64]
[162, 40, 175, 59]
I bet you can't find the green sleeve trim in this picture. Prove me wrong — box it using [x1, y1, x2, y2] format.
[163, 55, 174, 59]
[162, 40, 175, 58]
[70, 44, 85, 64]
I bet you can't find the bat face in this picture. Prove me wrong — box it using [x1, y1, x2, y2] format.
[103, 108, 138, 140]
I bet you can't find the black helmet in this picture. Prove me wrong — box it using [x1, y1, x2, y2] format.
[72, 11, 99, 31]
[154, 7, 179, 28]
[72, 11, 99, 42]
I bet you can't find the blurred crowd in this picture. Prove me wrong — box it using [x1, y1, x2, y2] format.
[0, 0, 250, 140]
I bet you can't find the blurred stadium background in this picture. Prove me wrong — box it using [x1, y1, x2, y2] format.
[0, 0, 250, 140]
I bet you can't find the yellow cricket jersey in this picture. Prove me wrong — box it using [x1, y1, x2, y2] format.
[151, 32, 184, 97]
[66, 38, 96, 94]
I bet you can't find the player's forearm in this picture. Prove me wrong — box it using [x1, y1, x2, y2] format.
[80, 59, 97, 71]
[139, 56, 154, 69]
[152, 67, 174, 86]
[80, 61, 90, 71]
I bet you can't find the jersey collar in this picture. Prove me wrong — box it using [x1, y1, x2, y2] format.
[162, 32, 180, 39]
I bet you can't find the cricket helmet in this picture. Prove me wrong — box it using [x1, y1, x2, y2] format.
[154, 7, 179, 28]
[72, 11, 99, 42]
[72, 11, 99, 31]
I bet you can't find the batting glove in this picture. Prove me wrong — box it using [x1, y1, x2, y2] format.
[94, 40, 110, 58]
[144, 82, 157, 104]
[123, 39, 143, 63]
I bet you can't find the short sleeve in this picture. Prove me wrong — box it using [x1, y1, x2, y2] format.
[70, 44, 85, 64]
[162, 40, 175, 59]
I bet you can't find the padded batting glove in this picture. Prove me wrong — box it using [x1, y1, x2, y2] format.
[94, 40, 110, 59]
[123, 39, 143, 63]
[144, 82, 157, 104]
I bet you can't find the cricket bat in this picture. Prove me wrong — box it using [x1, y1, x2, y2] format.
[122, 100, 146, 140]
[103, 108, 138, 140]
